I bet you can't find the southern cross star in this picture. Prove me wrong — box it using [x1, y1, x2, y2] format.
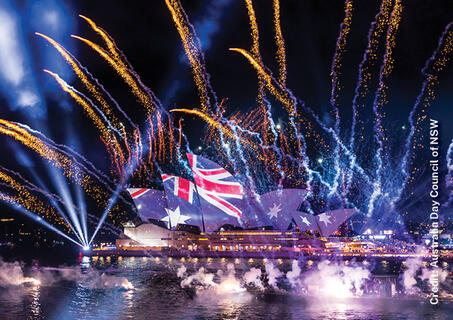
[318, 212, 331, 226]
[162, 207, 191, 227]
[301, 216, 311, 226]
[267, 203, 282, 219]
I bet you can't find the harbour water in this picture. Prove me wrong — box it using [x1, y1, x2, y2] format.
[0, 256, 451, 320]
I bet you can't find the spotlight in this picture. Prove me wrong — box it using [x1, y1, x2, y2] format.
[317, 158, 323, 164]
[83, 246, 90, 251]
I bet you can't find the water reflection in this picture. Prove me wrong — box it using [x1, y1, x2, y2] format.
[29, 285, 41, 317]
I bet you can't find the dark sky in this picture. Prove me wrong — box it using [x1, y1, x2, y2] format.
[1, 0, 453, 240]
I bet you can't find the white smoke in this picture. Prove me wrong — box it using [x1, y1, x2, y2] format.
[265, 261, 283, 289]
[0, 259, 133, 291]
[401, 255, 451, 296]
[179, 263, 251, 303]
[286, 260, 302, 289]
[0, 4, 44, 116]
[243, 267, 263, 289]
[181, 266, 216, 288]
[0, 9, 25, 86]
[216, 263, 245, 295]
[401, 257, 422, 294]
[176, 264, 187, 278]
[0, 259, 40, 287]
[178, 260, 374, 298]
[302, 261, 371, 298]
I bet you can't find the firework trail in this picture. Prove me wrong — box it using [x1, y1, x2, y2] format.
[71, 35, 158, 113]
[0, 173, 70, 233]
[347, 0, 393, 191]
[330, 0, 353, 134]
[79, 15, 165, 112]
[0, 120, 132, 226]
[41, 25, 176, 182]
[328, 0, 353, 197]
[368, 0, 403, 216]
[243, 0, 273, 175]
[170, 108, 256, 149]
[0, 191, 81, 246]
[165, 0, 216, 113]
[0, 164, 85, 243]
[36, 33, 128, 132]
[400, 22, 453, 200]
[273, 0, 287, 88]
[44, 70, 123, 141]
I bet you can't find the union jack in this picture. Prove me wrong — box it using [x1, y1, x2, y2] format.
[186, 153, 243, 218]
[161, 174, 195, 204]
[127, 188, 151, 199]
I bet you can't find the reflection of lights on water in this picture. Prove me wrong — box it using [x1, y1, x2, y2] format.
[234, 258, 239, 264]
[332, 303, 349, 320]
[193, 258, 198, 263]
[344, 260, 349, 265]
[221, 258, 226, 263]
[180, 257, 185, 262]
[263, 258, 267, 264]
[168, 257, 172, 262]
[143, 257, 147, 261]
[29, 285, 41, 317]
[121, 279, 134, 290]
[155, 257, 160, 263]
[278, 259, 283, 265]
[248, 258, 253, 264]
[362, 260, 369, 265]
[81, 256, 90, 268]
[307, 260, 313, 266]
[207, 258, 212, 264]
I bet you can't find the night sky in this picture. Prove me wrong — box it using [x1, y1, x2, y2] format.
[1, 0, 453, 245]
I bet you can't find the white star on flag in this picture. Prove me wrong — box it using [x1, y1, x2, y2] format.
[301, 216, 311, 226]
[267, 203, 282, 219]
[161, 207, 191, 227]
[318, 212, 331, 226]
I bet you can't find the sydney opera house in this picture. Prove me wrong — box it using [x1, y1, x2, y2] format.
[112, 154, 357, 256]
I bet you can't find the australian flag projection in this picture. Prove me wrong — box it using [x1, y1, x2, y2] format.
[161, 174, 202, 229]
[186, 153, 245, 231]
[293, 208, 357, 237]
[127, 188, 167, 222]
[128, 154, 356, 236]
[239, 189, 308, 230]
[128, 180, 203, 230]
